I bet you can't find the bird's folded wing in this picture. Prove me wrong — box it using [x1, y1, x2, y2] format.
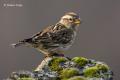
[30, 24, 72, 46]
[51, 29, 73, 44]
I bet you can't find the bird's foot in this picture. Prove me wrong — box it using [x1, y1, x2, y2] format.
[58, 53, 64, 57]
[44, 53, 64, 58]
[44, 54, 50, 58]
[51, 53, 64, 57]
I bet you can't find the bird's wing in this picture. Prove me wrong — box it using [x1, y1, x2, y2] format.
[11, 23, 73, 48]
[51, 28, 73, 44]
[30, 23, 73, 47]
[11, 25, 55, 48]
[31, 25, 54, 42]
[31, 23, 62, 41]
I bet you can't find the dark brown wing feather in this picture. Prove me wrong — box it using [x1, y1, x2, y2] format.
[12, 23, 74, 49]
[28, 23, 73, 49]
[51, 29, 73, 44]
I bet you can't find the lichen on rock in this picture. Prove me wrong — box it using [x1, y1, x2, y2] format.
[6, 56, 113, 80]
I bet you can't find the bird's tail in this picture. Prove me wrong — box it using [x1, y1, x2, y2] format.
[11, 38, 32, 48]
[11, 41, 25, 48]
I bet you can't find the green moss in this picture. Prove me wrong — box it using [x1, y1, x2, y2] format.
[68, 76, 87, 80]
[84, 62, 110, 78]
[48, 57, 68, 71]
[18, 78, 35, 80]
[96, 63, 109, 72]
[60, 68, 80, 79]
[83, 66, 100, 78]
[72, 57, 88, 67]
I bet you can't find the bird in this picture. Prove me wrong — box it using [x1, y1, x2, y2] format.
[11, 12, 81, 57]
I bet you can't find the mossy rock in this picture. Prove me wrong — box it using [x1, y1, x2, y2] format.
[72, 57, 88, 67]
[18, 78, 35, 80]
[68, 76, 87, 80]
[48, 57, 68, 71]
[96, 62, 109, 72]
[60, 68, 80, 79]
[6, 56, 113, 80]
[83, 66, 100, 78]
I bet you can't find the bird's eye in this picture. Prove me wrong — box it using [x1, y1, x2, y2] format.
[69, 18, 73, 21]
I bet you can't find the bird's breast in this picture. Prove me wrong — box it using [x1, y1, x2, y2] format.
[61, 30, 76, 50]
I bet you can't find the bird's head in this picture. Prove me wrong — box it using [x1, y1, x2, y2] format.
[59, 12, 81, 29]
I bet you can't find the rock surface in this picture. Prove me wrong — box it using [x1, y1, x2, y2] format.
[6, 56, 113, 80]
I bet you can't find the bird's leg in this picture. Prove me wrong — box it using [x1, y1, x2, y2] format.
[44, 54, 51, 58]
[36, 48, 51, 63]
[48, 50, 65, 57]
[56, 50, 65, 57]
[36, 48, 49, 55]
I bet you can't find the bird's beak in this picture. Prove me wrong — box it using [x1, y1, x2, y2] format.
[74, 18, 81, 25]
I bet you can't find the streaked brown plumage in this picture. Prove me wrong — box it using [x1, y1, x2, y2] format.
[11, 12, 81, 56]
